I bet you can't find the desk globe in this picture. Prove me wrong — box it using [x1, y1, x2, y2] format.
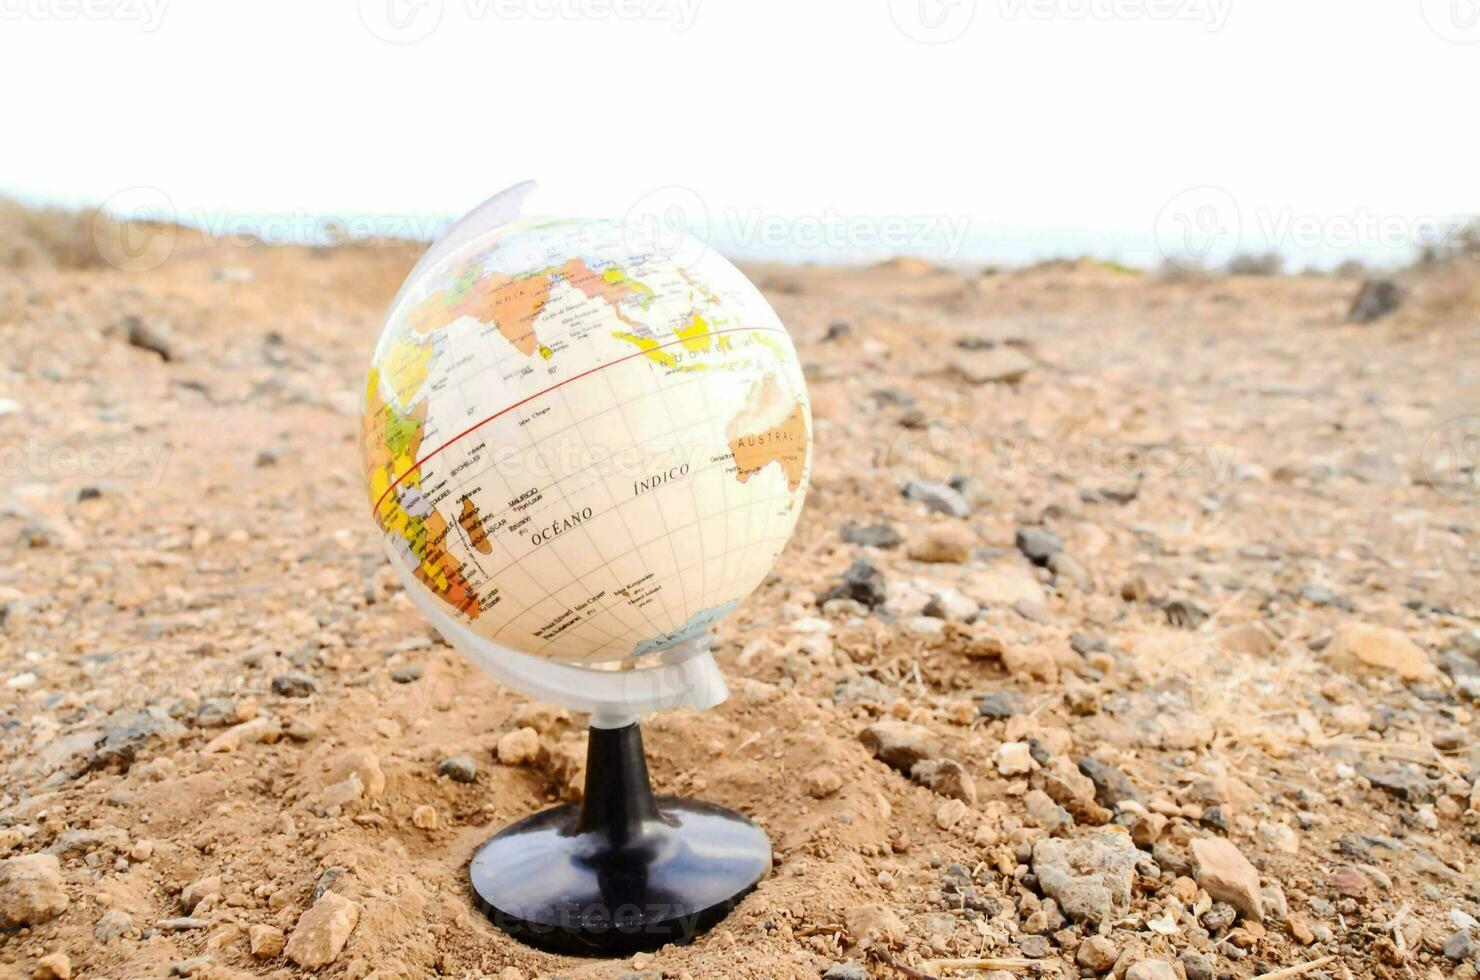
[360, 184, 811, 955]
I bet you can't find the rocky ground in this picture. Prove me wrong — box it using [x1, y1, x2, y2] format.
[0, 217, 1478, 980]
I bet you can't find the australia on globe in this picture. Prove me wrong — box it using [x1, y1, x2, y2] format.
[361, 218, 812, 664]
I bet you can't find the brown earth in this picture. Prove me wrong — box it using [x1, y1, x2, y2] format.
[1, 225, 1478, 980]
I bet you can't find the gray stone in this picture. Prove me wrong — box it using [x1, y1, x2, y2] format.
[389, 664, 422, 683]
[271, 672, 318, 698]
[1077, 758, 1141, 808]
[822, 964, 868, 980]
[901, 479, 970, 518]
[1179, 949, 1215, 980]
[1031, 831, 1139, 925]
[1444, 929, 1477, 961]
[438, 755, 478, 783]
[1348, 279, 1401, 323]
[1014, 526, 1060, 566]
[841, 523, 901, 549]
[977, 691, 1021, 720]
[823, 556, 888, 609]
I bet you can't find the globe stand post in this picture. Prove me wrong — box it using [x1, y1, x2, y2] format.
[382, 542, 772, 955]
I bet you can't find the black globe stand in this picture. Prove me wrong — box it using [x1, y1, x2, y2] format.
[470, 722, 771, 956]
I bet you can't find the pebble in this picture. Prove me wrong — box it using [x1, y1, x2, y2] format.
[0, 853, 69, 927]
[822, 556, 889, 609]
[412, 804, 439, 830]
[1077, 758, 1141, 807]
[805, 767, 844, 798]
[822, 964, 868, 980]
[861, 720, 940, 773]
[271, 672, 317, 697]
[906, 524, 974, 564]
[995, 741, 1033, 776]
[977, 691, 1021, 719]
[1124, 961, 1178, 980]
[1445, 929, 1477, 961]
[1032, 831, 1139, 925]
[497, 728, 542, 766]
[901, 479, 970, 518]
[34, 952, 71, 980]
[1077, 935, 1118, 972]
[1326, 622, 1436, 681]
[389, 664, 422, 683]
[95, 908, 134, 941]
[1179, 949, 1216, 980]
[438, 755, 478, 783]
[1191, 837, 1264, 921]
[285, 891, 361, 968]
[1014, 526, 1060, 567]
[249, 923, 287, 958]
[840, 523, 901, 549]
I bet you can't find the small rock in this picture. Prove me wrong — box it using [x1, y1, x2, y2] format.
[284, 891, 360, 969]
[977, 691, 1021, 719]
[1180, 951, 1215, 980]
[438, 755, 478, 783]
[843, 905, 906, 945]
[0, 853, 69, 927]
[180, 875, 221, 913]
[389, 664, 422, 683]
[1327, 622, 1436, 681]
[1125, 961, 1178, 980]
[995, 741, 1034, 776]
[823, 556, 888, 609]
[271, 672, 317, 697]
[1032, 831, 1139, 925]
[805, 767, 844, 798]
[861, 721, 940, 773]
[412, 804, 439, 830]
[326, 748, 386, 798]
[907, 524, 974, 564]
[249, 923, 286, 959]
[1191, 836, 1264, 921]
[822, 963, 868, 980]
[951, 347, 1033, 384]
[1445, 929, 1477, 961]
[841, 523, 901, 549]
[94, 908, 134, 941]
[901, 479, 970, 518]
[123, 315, 177, 361]
[1348, 278, 1402, 323]
[497, 728, 541, 766]
[1014, 526, 1060, 566]
[1077, 935, 1119, 972]
[1077, 758, 1141, 808]
[34, 953, 71, 980]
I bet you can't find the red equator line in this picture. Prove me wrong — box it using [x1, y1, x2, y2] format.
[372, 326, 785, 518]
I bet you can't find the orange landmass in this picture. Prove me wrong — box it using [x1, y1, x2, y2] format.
[726, 375, 809, 492]
[458, 496, 493, 554]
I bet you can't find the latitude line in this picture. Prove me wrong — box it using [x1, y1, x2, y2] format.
[371, 326, 786, 517]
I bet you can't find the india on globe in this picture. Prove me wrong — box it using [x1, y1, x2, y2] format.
[360, 217, 812, 665]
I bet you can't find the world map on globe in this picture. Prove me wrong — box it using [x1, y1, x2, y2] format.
[361, 218, 812, 664]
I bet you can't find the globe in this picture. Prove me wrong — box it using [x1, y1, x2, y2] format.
[361, 217, 812, 665]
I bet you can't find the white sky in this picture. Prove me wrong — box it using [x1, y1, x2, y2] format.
[2, 0, 1475, 266]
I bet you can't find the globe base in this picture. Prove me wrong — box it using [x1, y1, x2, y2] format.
[469, 723, 771, 956]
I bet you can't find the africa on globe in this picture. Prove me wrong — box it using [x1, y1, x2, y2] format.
[360, 217, 812, 665]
